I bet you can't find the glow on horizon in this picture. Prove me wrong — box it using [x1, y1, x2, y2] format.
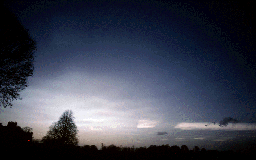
[137, 119, 158, 128]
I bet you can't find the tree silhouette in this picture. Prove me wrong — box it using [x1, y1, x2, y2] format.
[42, 110, 78, 146]
[181, 145, 189, 153]
[0, 5, 36, 108]
[193, 146, 200, 152]
[90, 145, 98, 151]
[22, 126, 33, 133]
[170, 145, 180, 154]
[201, 148, 206, 152]
[107, 144, 121, 152]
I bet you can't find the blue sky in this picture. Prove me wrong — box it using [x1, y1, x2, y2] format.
[1, 0, 255, 150]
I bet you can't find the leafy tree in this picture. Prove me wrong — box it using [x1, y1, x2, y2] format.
[22, 126, 33, 133]
[101, 143, 107, 150]
[170, 145, 180, 154]
[83, 145, 91, 150]
[82, 145, 98, 152]
[193, 146, 200, 152]
[181, 145, 189, 153]
[22, 126, 33, 141]
[90, 145, 98, 151]
[0, 5, 36, 108]
[201, 148, 206, 152]
[42, 110, 78, 146]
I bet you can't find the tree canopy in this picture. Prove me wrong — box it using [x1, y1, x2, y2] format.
[42, 110, 78, 146]
[0, 5, 36, 108]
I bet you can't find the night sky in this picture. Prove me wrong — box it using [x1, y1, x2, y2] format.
[1, 0, 255, 150]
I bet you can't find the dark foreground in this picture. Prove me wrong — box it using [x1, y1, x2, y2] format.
[2, 142, 256, 160]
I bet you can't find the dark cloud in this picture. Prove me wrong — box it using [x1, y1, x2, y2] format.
[219, 117, 239, 127]
[157, 132, 168, 135]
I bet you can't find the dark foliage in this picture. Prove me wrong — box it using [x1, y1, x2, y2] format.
[41, 110, 78, 146]
[1, 136, 254, 160]
[0, 122, 33, 148]
[1, 121, 255, 160]
[0, 5, 36, 108]
[181, 144, 189, 153]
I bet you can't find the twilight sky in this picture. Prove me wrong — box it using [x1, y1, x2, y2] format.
[1, 0, 256, 150]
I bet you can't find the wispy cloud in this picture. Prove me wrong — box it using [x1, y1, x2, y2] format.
[161, 138, 168, 141]
[77, 118, 105, 124]
[212, 139, 226, 142]
[157, 132, 168, 135]
[137, 120, 158, 128]
[175, 122, 256, 130]
[89, 126, 103, 131]
[175, 137, 185, 141]
[219, 117, 239, 127]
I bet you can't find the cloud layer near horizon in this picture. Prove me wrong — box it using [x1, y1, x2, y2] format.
[175, 122, 256, 130]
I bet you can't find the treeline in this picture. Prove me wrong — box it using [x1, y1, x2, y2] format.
[1, 117, 255, 160]
[2, 140, 252, 160]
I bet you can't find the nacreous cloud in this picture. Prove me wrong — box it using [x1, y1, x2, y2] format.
[175, 122, 256, 130]
[137, 120, 158, 128]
